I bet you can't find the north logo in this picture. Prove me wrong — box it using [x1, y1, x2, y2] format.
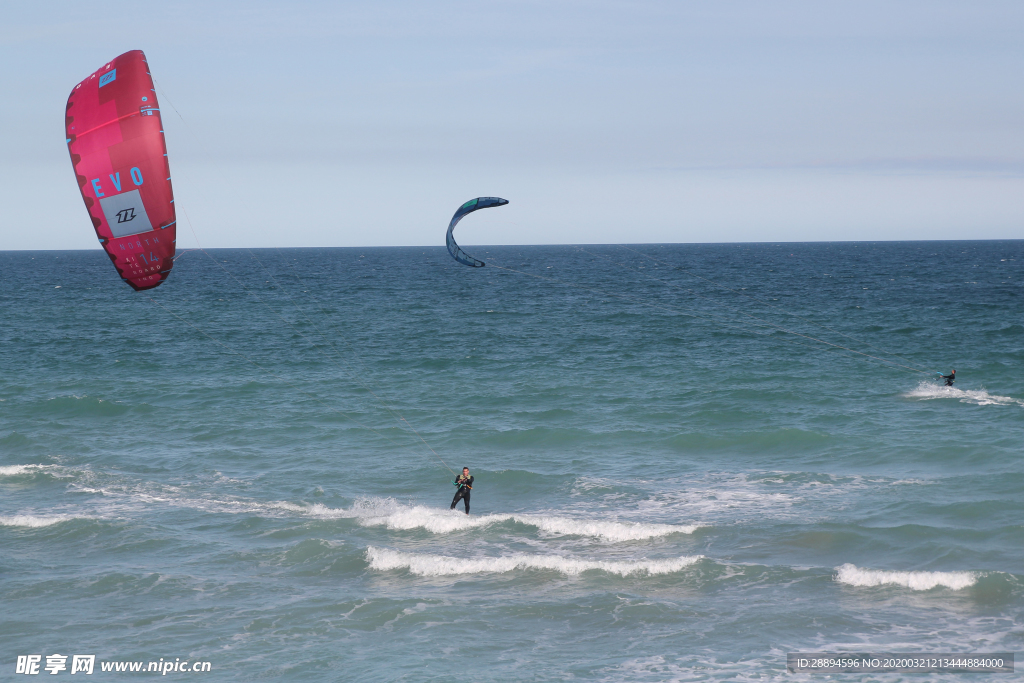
[99, 189, 153, 238]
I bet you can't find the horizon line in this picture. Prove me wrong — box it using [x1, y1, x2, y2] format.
[2, 237, 1022, 253]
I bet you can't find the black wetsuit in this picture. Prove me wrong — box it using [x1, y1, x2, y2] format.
[941, 373, 955, 386]
[450, 475, 474, 514]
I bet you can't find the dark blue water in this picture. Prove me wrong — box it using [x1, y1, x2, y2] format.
[2, 241, 1022, 680]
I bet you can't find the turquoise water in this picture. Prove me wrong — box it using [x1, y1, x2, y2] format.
[1, 241, 1022, 680]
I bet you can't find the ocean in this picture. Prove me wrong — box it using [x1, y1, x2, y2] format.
[1, 241, 1021, 681]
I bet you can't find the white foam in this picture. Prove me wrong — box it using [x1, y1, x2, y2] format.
[73, 481, 314, 519]
[269, 501, 306, 513]
[0, 465, 41, 476]
[303, 502, 358, 519]
[362, 506, 505, 533]
[366, 547, 703, 577]
[0, 515, 76, 528]
[319, 499, 695, 540]
[0, 464, 79, 481]
[70, 486, 109, 495]
[835, 563, 978, 591]
[906, 381, 1024, 407]
[516, 514, 694, 541]
[604, 652, 785, 682]
[634, 480, 798, 522]
[180, 498, 307, 516]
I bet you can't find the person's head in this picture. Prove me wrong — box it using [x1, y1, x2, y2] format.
[462, 467, 469, 475]
[952, 369, 956, 374]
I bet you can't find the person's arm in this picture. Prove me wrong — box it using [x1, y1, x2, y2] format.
[466, 476, 474, 489]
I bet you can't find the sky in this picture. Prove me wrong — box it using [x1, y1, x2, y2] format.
[1, 0, 1022, 249]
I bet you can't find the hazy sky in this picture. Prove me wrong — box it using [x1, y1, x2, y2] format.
[2, 1, 1022, 249]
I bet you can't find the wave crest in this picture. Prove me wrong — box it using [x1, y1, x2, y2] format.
[0, 465, 41, 476]
[366, 547, 703, 577]
[311, 499, 696, 541]
[835, 563, 978, 590]
[0, 515, 77, 528]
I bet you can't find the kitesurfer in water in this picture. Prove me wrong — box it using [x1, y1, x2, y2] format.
[941, 369, 956, 386]
[450, 467, 474, 514]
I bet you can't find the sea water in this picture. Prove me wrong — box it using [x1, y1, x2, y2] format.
[1, 241, 1021, 681]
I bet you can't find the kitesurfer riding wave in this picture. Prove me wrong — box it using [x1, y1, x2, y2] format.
[450, 467, 474, 514]
[940, 369, 956, 386]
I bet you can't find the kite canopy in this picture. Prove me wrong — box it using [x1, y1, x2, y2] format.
[66, 50, 176, 291]
[445, 197, 508, 267]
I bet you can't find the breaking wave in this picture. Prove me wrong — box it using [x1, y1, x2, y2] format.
[310, 499, 696, 541]
[366, 546, 704, 577]
[0, 515, 78, 528]
[0, 465, 53, 477]
[835, 563, 978, 590]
